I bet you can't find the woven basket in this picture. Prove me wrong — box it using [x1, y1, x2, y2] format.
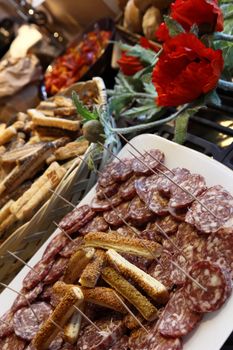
[0, 77, 121, 289]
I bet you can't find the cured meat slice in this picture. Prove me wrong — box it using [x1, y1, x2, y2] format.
[0, 334, 26, 350]
[91, 193, 122, 212]
[103, 202, 130, 227]
[157, 167, 190, 197]
[141, 215, 178, 243]
[132, 149, 165, 176]
[13, 302, 52, 341]
[0, 311, 14, 338]
[79, 216, 109, 235]
[135, 174, 159, 203]
[169, 207, 187, 222]
[121, 253, 151, 272]
[205, 227, 233, 279]
[147, 190, 169, 216]
[59, 205, 96, 235]
[128, 323, 182, 350]
[127, 196, 154, 226]
[157, 289, 202, 338]
[169, 174, 206, 209]
[43, 257, 68, 284]
[184, 260, 232, 313]
[119, 176, 136, 201]
[96, 182, 118, 200]
[109, 335, 129, 349]
[110, 158, 133, 183]
[148, 251, 174, 290]
[43, 233, 69, 262]
[26, 336, 63, 350]
[59, 237, 84, 258]
[98, 164, 116, 188]
[76, 318, 126, 350]
[23, 259, 53, 290]
[12, 283, 43, 312]
[117, 225, 138, 238]
[185, 185, 233, 234]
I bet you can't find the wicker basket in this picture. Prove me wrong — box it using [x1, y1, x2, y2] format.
[0, 77, 120, 289]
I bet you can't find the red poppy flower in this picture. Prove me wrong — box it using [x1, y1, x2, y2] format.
[139, 37, 160, 52]
[171, 0, 223, 32]
[117, 52, 144, 76]
[155, 23, 170, 42]
[152, 33, 223, 107]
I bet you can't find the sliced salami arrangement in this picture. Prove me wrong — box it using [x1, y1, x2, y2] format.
[0, 147, 233, 350]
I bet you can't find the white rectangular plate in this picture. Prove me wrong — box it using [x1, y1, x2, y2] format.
[1, 134, 233, 350]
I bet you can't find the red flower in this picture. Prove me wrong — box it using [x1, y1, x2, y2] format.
[139, 37, 160, 52]
[117, 52, 144, 76]
[152, 33, 223, 107]
[155, 23, 171, 42]
[171, 0, 223, 32]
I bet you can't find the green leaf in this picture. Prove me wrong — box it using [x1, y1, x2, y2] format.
[164, 16, 185, 37]
[204, 90, 221, 107]
[72, 91, 98, 122]
[121, 104, 162, 121]
[119, 42, 158, 65]
[190, 23, 199, 36]
[214, 40, 233, 75]
[221, 4, 233, 34]
[109, 95, 133, 118]
[143, 82, 157, 95]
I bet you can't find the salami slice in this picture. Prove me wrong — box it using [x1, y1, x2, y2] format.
[127, 196, 154, 226]
[12, 283, 43, 312]
[169, 174, 206, 209]
[103, 202, 130, 227]
[128, 323, 182, 350]
[169, 207, 187, 222]
[59, 237, 84, 258]
[132, 149, 165, 176]
[79, 216, 109, 235]
[157, 289, 202, 338]
[135, 174, 159, 203]
[205, 227, 233, 279]
[110, 158, 133, 183]
[147, 190, 169, 216]
[185, 185, 233, 234]
[184, 260, 232, 313]
[91, 193, 122, 212]
[43, 233, 69, 262]
[148, 251, 175, 290]
[0, 334, 26, 350]
[13, 302, 52, 341]
[59, 205, 96, 235]
[122, 253, 151, 272]
[109, 335, 129, 349]
[43, 257, 68, 284]
[157, 167, 190, 197]
[119, 176, 136, 201]
[141, 216, 178, 243]
[0, 311, 14, 339]
[98, 164, 116, 188]
[96, 182, 118, 200]
[23, 259, 53, 290]
[76, 318, 125, 350]
[117, 225, 138, 238]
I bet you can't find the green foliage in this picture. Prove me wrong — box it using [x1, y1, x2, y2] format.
[119, 42, 158, 65]
[204, 90, 222, 107]
[72, 91, 98, 122]
[164, 16, 185, 37]
[173, 106, 202, 144]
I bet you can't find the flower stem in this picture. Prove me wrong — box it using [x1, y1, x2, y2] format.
[218, 79, 233, 91]
[110, 104, 190, 134]
[214, 32, 233, 42]
[173, 112, 190, 144]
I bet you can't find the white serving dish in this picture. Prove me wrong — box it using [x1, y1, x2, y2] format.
[1, 134, 233, 350]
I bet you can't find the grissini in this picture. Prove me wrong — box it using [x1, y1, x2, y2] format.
[32, 286, 84, 350]
[84, 231, 162, 259]
[106, 249, 169, 304]
[63, 248, 95, 284]
[0, 200, 14, 223]
[28, 109, 80, 131]
[63, 307, 83, 344]
[53, 140, 89, 161]
[0, 126, 17, 146]
[53, 96, 73, 108]
[102, 267, 158, 321]
[79, 249, 105, 288]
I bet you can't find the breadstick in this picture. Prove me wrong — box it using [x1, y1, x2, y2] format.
[79, 249, 105, 288]
[0, 126, 17, 146]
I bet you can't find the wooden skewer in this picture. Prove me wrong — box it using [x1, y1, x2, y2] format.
[0, 282, 40, 323]
[0, 319, 11, 327]
[73, 305, 101, 332]
[49, 189, 76, 208]
[98, 142, 125, 165]
[118, 132, 220, 220]
[51, 319, 65, 333]
[7, 251, 39, 275]
[53, 221, 77, 244]
[113, 292, 149, 334]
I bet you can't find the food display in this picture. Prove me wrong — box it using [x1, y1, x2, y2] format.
[0, 93, 91, 239]
[0, 134, 232, 350]
[45, 29, 111, 95]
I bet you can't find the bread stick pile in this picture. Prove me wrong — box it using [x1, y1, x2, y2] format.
[0, 95, 90, 239]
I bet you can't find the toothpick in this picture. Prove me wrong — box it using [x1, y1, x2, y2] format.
[0, 319, 11, 327]
[49, 189, 76, 208]
[51, 319, 65, 333]
[7, 251, 39, 275]
[98, 142, 125, 165]
[113, 291, 149, 334]
[53, 221, 76, 244]
[171, 261, 207, 292]
[120, 134, 219, 220]
[0, 282, 40, 323]
[73, 305, 101, 332]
